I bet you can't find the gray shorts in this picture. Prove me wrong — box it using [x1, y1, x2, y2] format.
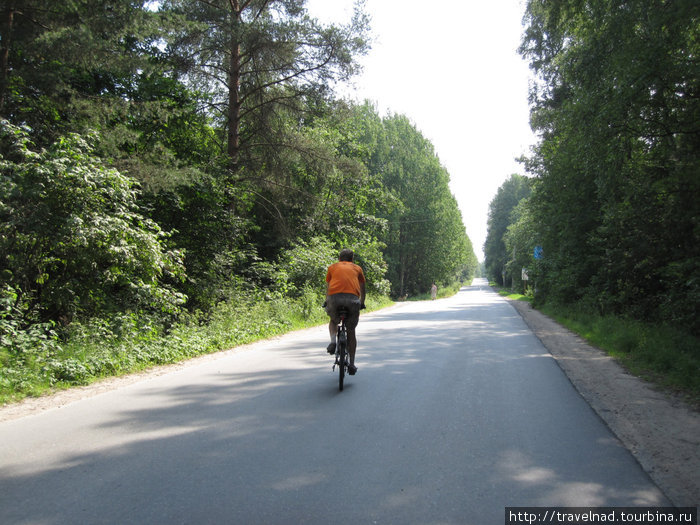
[325, 293, 361, 330]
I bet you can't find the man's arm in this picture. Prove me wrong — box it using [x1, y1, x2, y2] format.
[360, 282, 366, 308]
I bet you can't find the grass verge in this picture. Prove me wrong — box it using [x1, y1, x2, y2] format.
[489, 282, 533, 303]
[491, 283, 699, 404]
[0, 293, 393, 405]
[540, 303, 700, 404]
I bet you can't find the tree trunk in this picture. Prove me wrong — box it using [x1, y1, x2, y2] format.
[227, 0, 241, 170]
[0, 5, 15, 117]
[399, 221, 406, 297]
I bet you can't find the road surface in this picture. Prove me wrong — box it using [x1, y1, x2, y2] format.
[0, 279, 669, 524]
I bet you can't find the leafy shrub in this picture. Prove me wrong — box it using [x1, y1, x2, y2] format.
[0, 285, 59, 362]
[274, 235, 390, 297]
[279, 236, 337, 296]
[0, 120, 186, 323]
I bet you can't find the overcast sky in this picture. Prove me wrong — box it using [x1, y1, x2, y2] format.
[306, 0, 537, 261]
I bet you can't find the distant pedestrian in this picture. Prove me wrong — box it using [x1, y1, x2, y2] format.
[430, 282, 437, 300]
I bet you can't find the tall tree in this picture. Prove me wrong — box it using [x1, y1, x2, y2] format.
[503, 197, 537, 293]
[160, 0, 369, 170]
[520, 0, 700, 331]
[244, 99, 391, 259]
[0, 1, 162, 142]
[484, 174, 531, 286]
[370, 114, 475, 297]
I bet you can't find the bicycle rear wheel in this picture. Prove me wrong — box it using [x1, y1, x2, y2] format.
[338, 331, 347, 391]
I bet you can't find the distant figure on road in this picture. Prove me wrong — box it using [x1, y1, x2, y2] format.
[324, 249, 366, 375]
[431, 282, 438, 300]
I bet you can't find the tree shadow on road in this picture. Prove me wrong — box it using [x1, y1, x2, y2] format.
[0, 286, 670, 524]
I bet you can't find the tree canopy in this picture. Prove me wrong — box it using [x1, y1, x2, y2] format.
[487, 0, 700, 335]
[484, 174, 531, 287]
[0, 0, 476, 345]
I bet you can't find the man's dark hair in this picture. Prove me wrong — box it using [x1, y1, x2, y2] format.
[339, 249, 354, 262]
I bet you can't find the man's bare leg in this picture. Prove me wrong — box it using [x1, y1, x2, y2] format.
[347, 330, 357, 366]
[328, 320, 337, 348]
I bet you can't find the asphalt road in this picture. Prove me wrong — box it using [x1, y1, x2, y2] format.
[0, 279, 670, 524]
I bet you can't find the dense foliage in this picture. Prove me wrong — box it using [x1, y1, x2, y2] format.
[484, 174, 531, 288]
[0, 0, 476, 391]
[0, 123, 186, 323]
[486, 0, 699, 337]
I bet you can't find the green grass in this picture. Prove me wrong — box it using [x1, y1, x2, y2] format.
[489, 283, 699, 403]
[0, 293, 394, 405]
[498, 290, 532, 302]
[539, 303, 700, 404]
[491, 283, 533, 303]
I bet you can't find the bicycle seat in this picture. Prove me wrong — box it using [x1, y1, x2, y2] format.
[337, 306, 350, 318]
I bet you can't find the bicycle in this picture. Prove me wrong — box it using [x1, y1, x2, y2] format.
[332, 306, 350, 391]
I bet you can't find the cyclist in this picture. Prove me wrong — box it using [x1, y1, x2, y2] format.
[324, 249, 366, 375]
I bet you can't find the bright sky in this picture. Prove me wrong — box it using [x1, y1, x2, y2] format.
[306, 0, 537, 261]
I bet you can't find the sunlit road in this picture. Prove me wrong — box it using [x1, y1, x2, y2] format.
[0, 279, 669, 524]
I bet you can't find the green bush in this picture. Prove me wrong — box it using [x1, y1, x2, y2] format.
[0, 120, 186, 324]
[1, 288, 392, 404]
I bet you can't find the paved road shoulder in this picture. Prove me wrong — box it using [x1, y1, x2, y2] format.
[507, 296, 699, 508]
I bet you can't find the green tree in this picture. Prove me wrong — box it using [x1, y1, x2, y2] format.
[370, 114, 475, 297]
[484, 174, 531, 286]
[159, 0, 370, 169]
[0, 1, 163, 143]
[256, 101, 392, 295]
[0, 121, 185, 325]
[503, 198, 537, 293]
[154, 0, 373, 278]
[520, 0, 700, 332]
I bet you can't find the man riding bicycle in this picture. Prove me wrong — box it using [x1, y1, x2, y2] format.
[325, 249, 366, 375]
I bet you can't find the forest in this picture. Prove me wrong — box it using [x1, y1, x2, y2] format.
[484, 0, 699, 392]
[0, 1, 477, 398]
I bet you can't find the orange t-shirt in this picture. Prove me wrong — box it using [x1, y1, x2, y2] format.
[326, 261, 366, 297]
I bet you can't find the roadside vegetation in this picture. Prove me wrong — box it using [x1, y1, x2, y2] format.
[539, 304, 700, 404]
[493, 284, 700, 404]
[0, 2, 477, 404]
[0, 289, 393, 405]
[494, 287, 531, 304]
[486, 2, 699, 404]
[401, 280, 467, 302]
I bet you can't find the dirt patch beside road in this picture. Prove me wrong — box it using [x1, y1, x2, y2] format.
[508, 297, 699, 507]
